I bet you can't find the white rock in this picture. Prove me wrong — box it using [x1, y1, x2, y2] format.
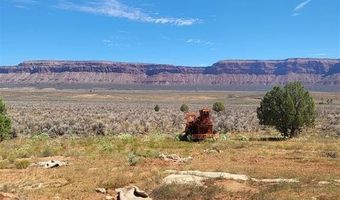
[162, 174, 206, 186]
[95, 187, 106, 194]
[251, 178, 299, 183]
[105, 195, 114, 200]
[164, 170, 301, 185]
[115, 186, 152, 200]
[166, 170, 249, 181]
[37, 160, 67, 169]
[159, 153, 192, 163]
[318, 181, 330, 185]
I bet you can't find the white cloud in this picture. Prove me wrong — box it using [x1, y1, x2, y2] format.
[311, 53, 328, 57]
[8, 0, 38, 8]
[291, 12, 301, 17]
[102, 39, 114, 47]
[186, 39, 213, 46]
[10, 0, 37, 3]
[292, 0, 312, 16]
[294, 0, 312, 12]
[57, 0, 199, 26]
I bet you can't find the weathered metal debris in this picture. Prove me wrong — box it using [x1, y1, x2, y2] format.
[184, 108, 218, 140]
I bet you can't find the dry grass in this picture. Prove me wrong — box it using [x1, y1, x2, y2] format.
[0, 134, 339, 199]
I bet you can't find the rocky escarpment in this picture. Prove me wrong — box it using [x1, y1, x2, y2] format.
[207, 58, 339, 75]
[0, 58, 339, 90]
[0, 61, 205, 74]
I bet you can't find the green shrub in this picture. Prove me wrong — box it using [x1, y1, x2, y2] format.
[92, 121, 106, 135]
[0, 98, 6, 114]
[154, 105, 160, 112]
[0, 160, 10, 169]
[180, 104, 189, 113]
[16, 144, 33, 158]
[127, 153, 140, 166]
[99, 142, 114, 152]
[40, 146, 54, 157]
[14, 160, 30, 169]
[212, 102, 225, 112]
[257, 82, 316, 138]
[31, 133, 50, 140]
[0, 98, 11, 141]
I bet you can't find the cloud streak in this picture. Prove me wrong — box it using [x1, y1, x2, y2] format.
[292, 0, 312, 16]
[294, 0, 312, 12]
[186, 39, 213, 46]
[311, 53, 328, 57]
[8, 0, 38, 8]
[57, 0, 199, 26]
[102, 39, 114, 47]
[10, 0, 37, 4]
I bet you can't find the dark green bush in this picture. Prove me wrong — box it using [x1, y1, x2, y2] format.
[257, 82, 316, 138]
[212, 102, 225, 112]
[180, 104, 189, 113]
[154, 105, 160, 112]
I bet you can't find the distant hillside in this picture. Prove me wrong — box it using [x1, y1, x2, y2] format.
[0, 58, 339, 91]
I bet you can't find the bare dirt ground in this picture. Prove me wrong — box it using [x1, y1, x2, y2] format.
[0, 89, 339, 200]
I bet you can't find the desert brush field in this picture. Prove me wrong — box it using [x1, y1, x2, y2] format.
[0, 88, 339, 200]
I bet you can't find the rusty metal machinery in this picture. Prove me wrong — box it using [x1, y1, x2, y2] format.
[184, 108, 218, 140]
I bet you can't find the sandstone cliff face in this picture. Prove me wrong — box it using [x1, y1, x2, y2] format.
[207, 58, 338, 75]
[0, 58, 339, 89]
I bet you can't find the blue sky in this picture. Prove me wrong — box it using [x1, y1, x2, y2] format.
[0, 0, 339, 66]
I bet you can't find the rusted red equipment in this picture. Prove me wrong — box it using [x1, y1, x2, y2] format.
[184, 108, 218, 140]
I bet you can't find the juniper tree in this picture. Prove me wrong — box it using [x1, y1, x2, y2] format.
[0, 98, 11, 141]
[212, 102, 225, 113]
[257, 82, 316, 138]
[180, 104, 189, 113]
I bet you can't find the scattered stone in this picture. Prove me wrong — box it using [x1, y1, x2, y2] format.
[318, 181, 330, 185]
[95, 187, 107, 194]
[0, 192, 19, 200]
[36, 160, 67, 169]
[116, 186, 152, 200]
[159, 153, 192, 163]
[162, 174, 206, 186]
[52, 195, 61, 200]
[22, 183, 44, 190]
[323, 151, 337, 158]
[204, 149, 222, 154]
[334, 180, 340, 183]
[105, 195, 114, 200]
[21, 178, 68, 190]
[0, 183, 8, 192]
[251, 178, 299, 183]
[45, 178, 69, 188]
